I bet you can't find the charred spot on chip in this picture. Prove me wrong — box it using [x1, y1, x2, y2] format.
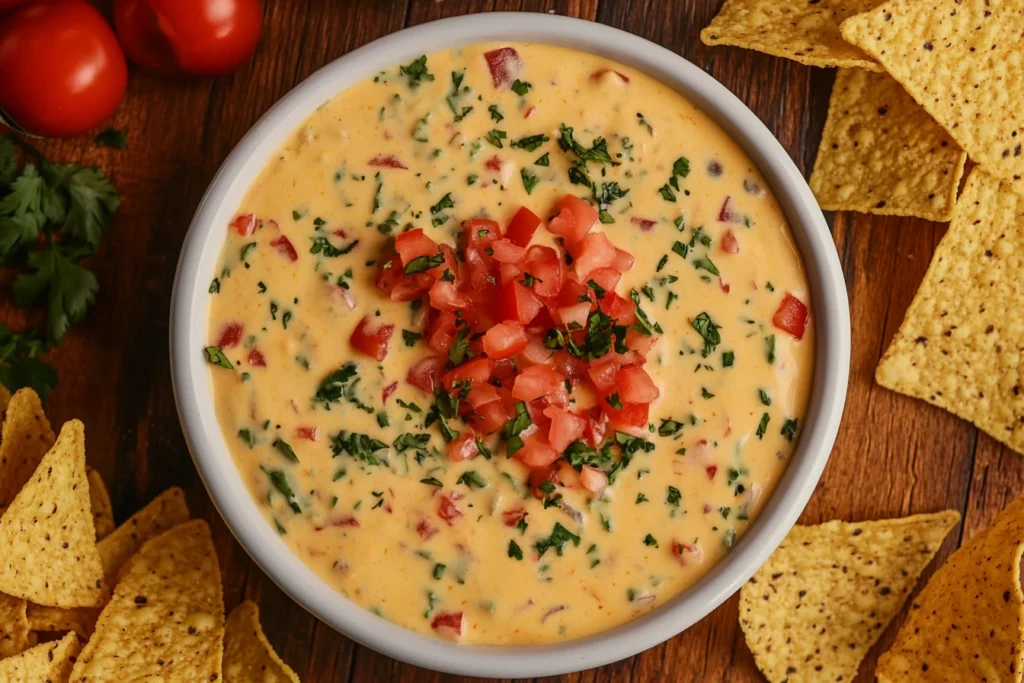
[134, 595, 147, 605]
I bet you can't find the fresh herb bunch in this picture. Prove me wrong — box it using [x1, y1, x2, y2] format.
[0, 135, 120, 397]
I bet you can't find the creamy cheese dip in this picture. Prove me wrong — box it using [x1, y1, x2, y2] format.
[205, 42, 814, 644]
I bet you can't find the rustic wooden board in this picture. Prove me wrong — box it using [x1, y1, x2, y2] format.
[11, 1, 1019, 680]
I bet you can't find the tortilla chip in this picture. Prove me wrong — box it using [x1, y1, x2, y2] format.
[0, 420, 103, 608]
[224, 601, 301, 683]
[84, 469, 113, 542]
[877, 496, 1024, 680]
[700, 0, 884, 70]
[0, 592, 28, 658]
[70, 520, 224, 681]
[809, 69, 966, 221]
[0, 384, 11, 414]
[876, 168, 1024, 452]
[739, 510, 960, 682]
[0, 631, 79, 681]
[25, 603, 97, 640]
[0, 388, 55, 508]
[841, 0, 1024, 182]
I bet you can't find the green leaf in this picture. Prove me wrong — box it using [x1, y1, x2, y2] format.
[62, 166, 120, 249]
[0, 323, 56, 399]
[13, 247, 98, 343]
[273, 438, 299, 463]
[0, 164, 44, 216]
[0, 136, 16, 187]
[0, 212, 44, 259]
[204, 346, 233, 369]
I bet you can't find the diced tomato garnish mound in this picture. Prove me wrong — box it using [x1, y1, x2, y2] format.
[506, 207, 542, 247]
[368, 154, 407, 169]
[350, 316, 394, 361]
[217, 322, 243, 348]
[437, 495, 463, 525]
[483, 47, 523, 89]
[430, 611, 466, 637]
[718, 196, 743, 224]
[773, 293, 809, 340]
[270, 235, 298, 262]
[230, 213, 256, 236]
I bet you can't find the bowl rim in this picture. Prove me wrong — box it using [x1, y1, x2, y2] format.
[170, 12, 850, 678]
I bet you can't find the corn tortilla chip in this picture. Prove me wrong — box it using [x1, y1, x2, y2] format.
[85, 469, 113, 542]
[0, 384, 11, 414]
[739, 510, 960, 682]
[876, 168, 1024, 452]
[0, 420, 103, 608]
[0, 388, 55, 508]
[841, 0, 1024, 182]
[25, 603, 97, 640]
[0, 592, 28, 658]
[809, 69, 966, 221]
[701, 0, 884, 70]
[70, 520, 224, 682]
[224, 601, 300, 683]
[0, 631, 79, 682]
[878, 496, 1024, 680]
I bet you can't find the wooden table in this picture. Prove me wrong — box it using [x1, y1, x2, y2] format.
[18, 1, 1019, 680]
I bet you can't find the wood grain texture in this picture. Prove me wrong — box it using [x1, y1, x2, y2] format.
[5, 0, 1018, 681]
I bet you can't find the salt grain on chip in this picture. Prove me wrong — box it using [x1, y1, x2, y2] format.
[224, 601, 300, 683]
[876, 167, 1024, 453]
[0, 420, 104, 608]
[0, 388, 54, 507]
[877, 495, 1024, 680]
[0, 631, 79, 682]
[739, 510, 959, 682]
[809, 69, 966, 221]
[70, 519, 224, 682]
[701, 0, 884, 70]
[841, 0, 1024, 182]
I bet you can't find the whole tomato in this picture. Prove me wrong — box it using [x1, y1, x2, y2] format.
[0, 0, 32, 13]
[114, 0, 262, 77]
[0, 0, 127, 138]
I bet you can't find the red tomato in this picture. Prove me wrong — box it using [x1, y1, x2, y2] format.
[518, 333, 553, 366]
[721, 230, 740, 254]
[512, 365, 565, 402]
[350, 316, 394, 361]
[408, 356, 443, 394]
[368, 154, 407, 169]
[556, 195, 599, 241]
[551, 351, 586, 382]
[490, 239, 526, 264]
[464, 218, 501, 249]
[466, 384, 501, 409]
[611, 248, 634, 272]
[625, 328, 658, 356]
[217, 322, 243, 348]
[429, 280, 471, 312]
[482, 321, 528, 359]
[395, 228, 439, 267]
[437, 495, 463, 525]
[583, 410, 608, 447]
[587, 358, 620, 394]
[483, 46, 522, 89]
[580, 465, 608, 493]
[587, 267, 621, 294]
[505, 207, 542, 247]
[555, 279, 592, 310]
[447, 432, 479, 462]
[496, 281, 543, 325]
[557, 302, 591, 330]
[574, 231, 616, 280]
[605, 401, 649, 429]
[430, 611, 466, 637]
[523, 246, 562, 297]
[0, 0, 127, 137]
[599, 292, 637, 325]
[0, 0, 31, 13]
[616, 366, 660, 403]
[547, 408, 587, 452]
[295, 426, 319, 442]
[528, 465, 559, 499]
[442, 357, 492, 390]
[718, 196, 743, 223]
[381, 382, 397, 403]
[499, 261, 522, 286]
[502, 507, 527, 527]
[470, 400, 509, 434]
[546, 208, 584, 244]
[230, 213, 257, 237]
[269, 235, 298, 262]
[773, 293, 809, 340]
[390, 273, 433, 302]
[247, 348, 266, 367]
[426, 310, 457, 354]
[113, 0, 261, 76]
[515, 435, 561, 468]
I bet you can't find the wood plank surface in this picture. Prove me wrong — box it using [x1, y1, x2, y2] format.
[7, 0, 1018, 680]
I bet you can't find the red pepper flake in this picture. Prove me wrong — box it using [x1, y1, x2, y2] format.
[705, 465, 718, 480]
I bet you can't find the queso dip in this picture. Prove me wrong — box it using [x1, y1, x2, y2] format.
[204, 42, 814, 644]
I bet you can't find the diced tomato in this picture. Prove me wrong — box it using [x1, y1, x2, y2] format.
[558, 302, 591, 329]
[443, 357, 492, 390]
[556, 279, 592, 310]
[617, 366, 660, 403]
[464, 218, 501, 250]
[556, 195, 599, 242]
[512, 365, 565, 402]
[270, 235, 298, 262]
[466, 384, 501, 409]
[523, 246, 562, 297]
[437, 495, 463, 526]
[430, 611, 466, 637]
[773, 293, 809, 340]
[584, 409, 608, 447]
[416, 519, 438, 540]
[528, 466, 559, 499]
[502, 507, 527, 527]
[230, 213, 256, 237]
[612, 248, 634, 272]
[546, 207, 582, 244]
[217, 322, 243, 348]
[382, 382, 398, 403]
[314, 515, 360, 531]
[630, 216, 656, 231]
[718, 196, 743, 223]
[625, 328, 658, 356]
[574, 231, 616, 280]
[547, 409, 587, 452]
[495, 281, 544, 325]
[408, 355, 444, 394]
[519, 333, 554, 366]
[469, 262, 500, 297]
[499, 261, 522, 286]
[395, 228, 439, 266]
[426, 310, 457, 354]
[599, 292, 637, 325]
[429, 280, 472, 312]
[490, 239, 526, 264]
[551, 351, 586, 382]
[706, 464, 718, 480]
[247, 348, 266, 367]
[580, 465, 608, 493]
[605, 402, 649, 429]
[721, 230, 740, 254]
[471, 400, 509, 434]
[296, 426, 319, 442]
[515, 435, 561, 468]
[350, 316, 395, 361]
[527, 306, 557, 334]
[485, 155, 503, 172]
[390, 273, 433, 302]
[587, 358, 620, 394]
[368, 154, 407, 169]
[375, 253, 400, 294]
[482, 321, 528, 359]
[447, 432, 479, 462]
[429, 245, 460, 283]
[506, 206, 542, 247]
[586, 267, 621, 294]
[670, 540, 704, 567]
[483, 46, 522, 88]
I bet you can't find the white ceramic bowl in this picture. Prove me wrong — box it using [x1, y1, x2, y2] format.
[171, 12, 850, 678]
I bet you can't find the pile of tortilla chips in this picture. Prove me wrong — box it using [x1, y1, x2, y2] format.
[0, 388, 300, 682]
[704, 0, 1024, 453]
